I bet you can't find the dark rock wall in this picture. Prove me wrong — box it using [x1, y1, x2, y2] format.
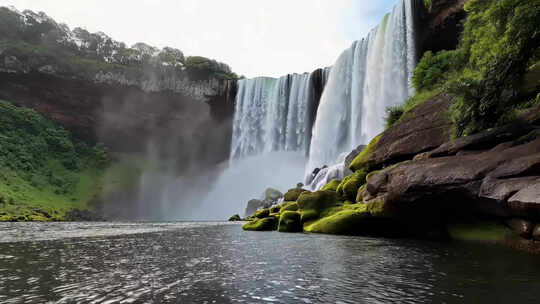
[0, 72, 236, 167]
[416, 0, 469, 56]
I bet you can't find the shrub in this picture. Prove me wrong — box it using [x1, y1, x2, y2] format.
[410, 0, 540, 138]
[412, 50, 460, 91]
[385, 105, 405, 129]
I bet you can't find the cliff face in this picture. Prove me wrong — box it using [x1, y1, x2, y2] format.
[0, 72, 235, 165]
[0, 6, 237, 167]
[416, 0, 468, 55]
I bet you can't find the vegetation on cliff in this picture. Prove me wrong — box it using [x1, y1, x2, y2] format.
[0, 6, 238, 81]
[389, 0, 539, 137]
[0, 100, 108, 221]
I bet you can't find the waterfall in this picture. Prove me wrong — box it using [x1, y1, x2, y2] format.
[307, 0, 417, 178]
[231, 70, 329, 160]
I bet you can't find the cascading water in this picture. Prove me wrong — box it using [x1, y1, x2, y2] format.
[307, 0, 418, 188]
[198, 69, 330, 218]
[231, 73, 314, 159]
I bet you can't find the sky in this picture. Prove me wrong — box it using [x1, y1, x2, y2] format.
[0, 0, 398, 78]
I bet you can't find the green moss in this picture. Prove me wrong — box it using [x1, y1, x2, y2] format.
[279, 202, 299, 214]
[349, 135, 382, 172]
[447, 222, 512, 242]
[242, 217, 278, 231]
[356, 184, 366, 203]
[284, 188, 306, 201]
[304, 205, 370, 235]
[297, 190, 339, 212]
[321, 179, 341, 191]
[300, 209, 320, 224]
[366, 197, 394, 218]
[337, 170, 368, 201]
[254, 208, 270, 219]
[278, 211, 303, 233]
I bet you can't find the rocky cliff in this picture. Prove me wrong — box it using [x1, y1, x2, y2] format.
[0, 6, 237, 166]
[416, 0, 469, 55]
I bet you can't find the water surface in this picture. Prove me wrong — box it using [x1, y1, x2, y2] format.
[0, 222, 539, 303]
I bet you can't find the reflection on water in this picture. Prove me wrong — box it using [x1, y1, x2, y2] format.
[0, 222, 540, 303]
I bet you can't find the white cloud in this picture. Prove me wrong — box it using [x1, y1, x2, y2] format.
[0, 0, 398, 78]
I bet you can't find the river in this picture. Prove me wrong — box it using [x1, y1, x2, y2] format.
[0, 222, 539, 303]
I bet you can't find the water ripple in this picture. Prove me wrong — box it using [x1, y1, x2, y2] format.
[0, 222, 539, 303]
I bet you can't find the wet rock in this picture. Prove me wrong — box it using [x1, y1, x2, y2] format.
[242, 217, 278, 231]
[488, 154, 540, 179]
[278, 211, 302, 233]
[479, 176, 539, 203]
[506, 218, 534, 239]
[244, 199, 264, 217]
[284, 188, 306, 202]
[507, 181, 540, 219]
[427, 123, 532, 158]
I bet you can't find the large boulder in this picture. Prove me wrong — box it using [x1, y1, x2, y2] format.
[507, 181, 540, 219]
[284, 187, 306, 202]
[297, 191, 339, 212]
[365, 138, 540, 207]
[242, 217, 278, 231]
[351, 94, 454, 171]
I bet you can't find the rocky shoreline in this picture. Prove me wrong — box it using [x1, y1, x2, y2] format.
[237, 94, 540, 253]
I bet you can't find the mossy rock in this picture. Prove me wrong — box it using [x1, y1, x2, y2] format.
[356, 184, 366, 203]
[269, 213, 281, 220]
[242, 217, 278, 231]
[254, 208, 270, 219]
[228, 214, 242, 221]
[279, 202, 299, 213]
[300, 209, 320, 224]
[270, 205, 281, 213]
[337, 170, 368, 201]
[284, 188, 307, 201]
[349, 134, 381, 172]
[278, 211, 303, 233]
[321, 179, 341, 191]
[365, 170, 380, 183]
[297, 190, 339, 212]
[304, 208, 371, 235]
[366, 196, 394, 218]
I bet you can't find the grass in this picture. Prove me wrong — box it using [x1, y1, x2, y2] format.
[0, 164, 104, 221]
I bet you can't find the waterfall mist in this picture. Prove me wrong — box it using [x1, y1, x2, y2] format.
[193, 152, 307, 219]
[96, 82, 235, 220]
